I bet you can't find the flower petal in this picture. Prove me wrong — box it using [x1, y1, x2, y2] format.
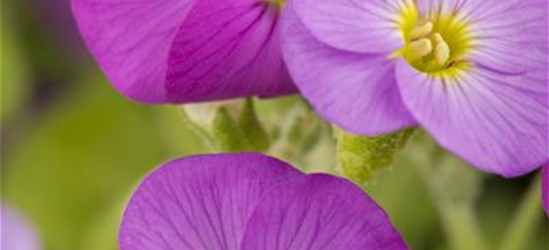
[543, 164, 549, 217]
[72, 0, 196, 103]
[1, 205, 42, 250]
[415, 0, 546, 40]
[281, 4, 416, 135]
[119, 153, 303, 250]
[396, 59, 548, 177]
[240, 174, 409, 250]
[396, 0, 548, 177]
[468, 0, 547, 83]
[165, 0, 296, 103]
[291, 0, 408, 53]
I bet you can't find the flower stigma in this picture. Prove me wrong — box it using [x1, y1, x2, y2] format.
[392, 2, 473, 75]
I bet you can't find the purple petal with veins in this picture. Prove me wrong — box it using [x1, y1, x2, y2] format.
[240, 174, 409, 250]
[166, 0, 296, 102]
[119, 153, 303, 250]
[281, 2, 417, 135]
[72, 0, 296, 104]
[120, 153, 410, 250]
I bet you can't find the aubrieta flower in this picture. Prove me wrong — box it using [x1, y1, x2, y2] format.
[120, 153, 409, 250]
[72, 0, 296, 103]
[281, 0, 548, 177]
[1, 205, 42, 250]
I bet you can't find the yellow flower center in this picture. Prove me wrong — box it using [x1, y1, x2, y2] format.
[392, 2, 473, 75]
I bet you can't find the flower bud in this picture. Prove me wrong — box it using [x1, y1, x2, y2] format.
[335, 127, 416, 185]
[183, 99, 269, 152]
[183, 99, 245, 130]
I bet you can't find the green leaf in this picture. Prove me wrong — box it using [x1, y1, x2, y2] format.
[239, 99, 269, 151]
[211, 107, 245, 152]
[199, 98, 271, 152]
[335, 127, 416, 184]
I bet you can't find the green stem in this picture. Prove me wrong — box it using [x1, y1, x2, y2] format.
[498, 174, 543, 250]
[439, 203, 489, 250]
[407, 138, 489, 250]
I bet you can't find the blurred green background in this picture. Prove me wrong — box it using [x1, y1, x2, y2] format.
[1, 1, 547, 250]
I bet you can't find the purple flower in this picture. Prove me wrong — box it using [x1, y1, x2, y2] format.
[72, 0, 296, 104]
[543, 164, 548, 217]
[1, 205, 42, 250]
[281, 0, 548, 177]
[120, 153, 409, 250]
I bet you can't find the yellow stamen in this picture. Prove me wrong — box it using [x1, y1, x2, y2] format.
[408, 22, 433, 40]
[404, 38, 433, 62]
[432, 33, 450, 66]
[395, 2, 472, 75]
